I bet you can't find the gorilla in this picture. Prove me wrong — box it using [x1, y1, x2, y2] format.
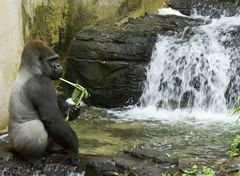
[8, 40, 80, 167]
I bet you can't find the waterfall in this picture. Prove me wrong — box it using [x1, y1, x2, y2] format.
[110, 15, 240, 123]
[140, 16, 240, 112]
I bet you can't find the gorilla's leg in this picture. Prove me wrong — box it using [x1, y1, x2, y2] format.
[9, 120, 48, 158]
[47, 138, 66, 154]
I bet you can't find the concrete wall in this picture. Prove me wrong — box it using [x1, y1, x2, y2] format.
[0, 0, 23, 130]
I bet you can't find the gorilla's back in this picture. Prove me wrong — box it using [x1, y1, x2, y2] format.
[9, 71, 40, 129]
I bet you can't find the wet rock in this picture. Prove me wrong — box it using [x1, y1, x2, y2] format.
[217, 156, 240, 175]
[85, 157, 119, 176]
[222, 27, 240, 106]
[62, 14, 207, 108]
[124, 148, 179, 167]
[0, 135, 85, 176]
[85, 153, 180, 176]
[168, 0, 240, 18]
[180, 91, 195, 108]
[0, 135, 180, 176]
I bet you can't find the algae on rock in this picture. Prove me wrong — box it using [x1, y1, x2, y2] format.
[22, 0, 166, 48]
[22, 0, 70, 46]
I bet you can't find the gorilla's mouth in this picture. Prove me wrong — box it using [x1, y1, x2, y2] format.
[51, 70, 63, 80]
[56, 70, 63, 76]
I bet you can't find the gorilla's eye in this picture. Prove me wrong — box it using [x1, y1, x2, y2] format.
[38, 56, 42, 62]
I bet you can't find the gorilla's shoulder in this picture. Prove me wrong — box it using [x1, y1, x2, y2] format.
[28, 75, 53, 84]
[25, 75, 55, 93]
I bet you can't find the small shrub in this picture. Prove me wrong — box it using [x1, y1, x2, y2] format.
[230, 135, 240, 157]
[182, 165, 215, 176]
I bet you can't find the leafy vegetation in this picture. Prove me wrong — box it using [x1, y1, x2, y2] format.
[60, 78, 90, 106]
[233, 97, 240, 121]
[230, 135, 240, 157]
[231, 98, 240, 157]
[160, 165, 215, 176]
[237, 164, 240, 176]
[182, 165, 215, 176]
[233, 97, 240, 115]
[60, 78, 90, 121]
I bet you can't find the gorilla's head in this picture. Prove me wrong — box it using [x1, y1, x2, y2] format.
[20, 40, 63, 80]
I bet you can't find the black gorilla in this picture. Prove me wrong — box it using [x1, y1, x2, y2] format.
[8, 40, 80, 166]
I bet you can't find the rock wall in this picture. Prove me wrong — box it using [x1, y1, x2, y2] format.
[63, 26, 152, 107]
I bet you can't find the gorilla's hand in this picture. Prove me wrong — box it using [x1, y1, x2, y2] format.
[68, 105, 81, 121]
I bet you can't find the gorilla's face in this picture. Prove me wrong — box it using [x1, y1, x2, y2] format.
[40, 54, 63, 80]
[20, 40, 64, 80]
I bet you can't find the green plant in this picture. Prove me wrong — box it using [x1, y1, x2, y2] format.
[230, 135, 240, 157]
[237, 164, 240, 176]
[231, 97, 240, 157]
[60, 78, 90, 121]
[182, 165, 215, 176]
[60, 78, 90, 106]
[233, 97, 240, 115]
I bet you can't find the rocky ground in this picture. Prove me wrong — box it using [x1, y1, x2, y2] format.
[0, 134, 182, 176]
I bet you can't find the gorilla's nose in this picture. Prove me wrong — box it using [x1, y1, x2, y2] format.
[56, 64, 63, 72]
[58, 67, 63, 75]
[55, 63, 62, 69]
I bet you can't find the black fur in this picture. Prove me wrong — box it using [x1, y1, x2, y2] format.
[58, 99, 81, 121]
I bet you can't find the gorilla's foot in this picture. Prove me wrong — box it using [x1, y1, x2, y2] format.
[27, 157, 44, 170]
[69, 152, 80, 166]
[70, 157, 80, 166]
[47, 141, 66, 154]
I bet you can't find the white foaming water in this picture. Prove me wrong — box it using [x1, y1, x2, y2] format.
[109, 15, 240, 124]
[158, 7, 187, 17]
[110, 106, 238, 124]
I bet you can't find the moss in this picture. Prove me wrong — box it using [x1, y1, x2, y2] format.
[22, 0, 70, 46]
[21, 0, 166, 59]
[118, 0, 166, 25]
[63, 0, 166, 52]
[22, 0, 167, 47]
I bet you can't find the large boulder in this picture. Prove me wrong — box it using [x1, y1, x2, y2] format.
[62, 14, 207, 108]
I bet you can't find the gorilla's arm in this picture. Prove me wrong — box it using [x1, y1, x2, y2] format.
[27, 76, 79, 165]
[57, 98, 80, 121]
